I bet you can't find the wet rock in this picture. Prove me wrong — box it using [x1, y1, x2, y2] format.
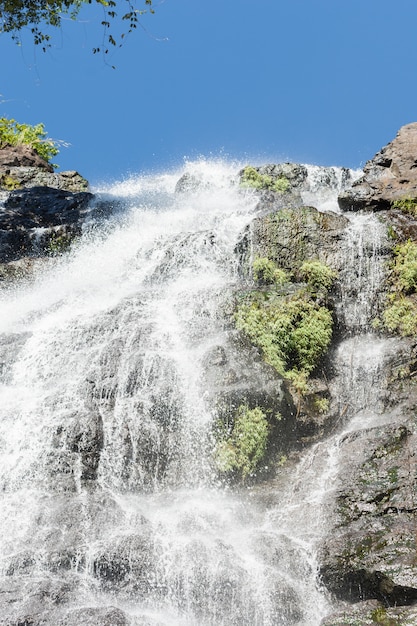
[256, 162, 308, 189]
[203, 332, 298, 474]
[0, 576, 74, 626]
[64, 411, 104, 481]
[0, 167, 89, 192]
[3, 186, 93, 228]
[92, 532, 157, 594]
[0, 186, 93, 262]
[175, 172, 205, 193]
[239, 162, 308, 209]
[249, 205, 349, 275]
[319, 420, 417, 604]
[339, 123, 417, 211]
[59, 607, 131, 626]
[0, 257, 51, 282]
[321, 600, 417, 626]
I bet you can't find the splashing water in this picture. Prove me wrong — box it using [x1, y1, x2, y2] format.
[0, 160, 392, 625]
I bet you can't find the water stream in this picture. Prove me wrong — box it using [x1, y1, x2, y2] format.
[0, 161, 393, 625]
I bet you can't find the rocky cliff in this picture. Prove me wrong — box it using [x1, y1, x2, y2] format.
[1, 127, 417, 625]
[233, 128, 417, 625]
[0, 145, 92, 277]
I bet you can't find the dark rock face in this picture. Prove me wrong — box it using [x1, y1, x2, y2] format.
[320, 423, 417, 602]
[234, 137, 417, 617]
[202, 331, 298, 468]
[4, 186, 93, 228]
[0, 186, 93, 262]
[339, 122, 417, 210]
[0, 143, 92, 267]
[318, 335, 417, 614]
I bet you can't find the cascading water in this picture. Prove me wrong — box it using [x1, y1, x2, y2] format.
[0, 160, 394, 625]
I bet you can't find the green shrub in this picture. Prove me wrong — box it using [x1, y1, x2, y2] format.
[292, 306, 333, 372]
[0, 117, 59, 166]
[391, 239, 417, 294]
[215, 405, 269, 478]
[314, 396, 329, 414]
[380, 239, 417, 337]
[0, 174, 20, 190]
[391, 196, 417, 217]
[235, 294, 333, 382]
[253, 257, 288, 286]
[240, 166, 290, 193]
[273, 176, 290, 193]
[382, 295, 417, 336]
[47, 232, 73, 255]
[299, 260, 337, 292]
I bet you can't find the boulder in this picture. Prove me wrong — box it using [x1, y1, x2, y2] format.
[248, 205, 349, 275]
[0, 144, 54, 171]
[0, 186, 93, 262]
[320, 412, 417, 605]
[339, 123, 417, 210]
[0, 166, 89, 192]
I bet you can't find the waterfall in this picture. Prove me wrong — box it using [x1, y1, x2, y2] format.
[0, 160, 393, 625]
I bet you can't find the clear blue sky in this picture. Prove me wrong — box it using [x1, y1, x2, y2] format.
[1, 0, 417, 186]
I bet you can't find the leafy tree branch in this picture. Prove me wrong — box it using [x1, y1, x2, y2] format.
[0, 0, 154, 54]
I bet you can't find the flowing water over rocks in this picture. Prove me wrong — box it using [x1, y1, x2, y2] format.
[0, 157, 415, 625]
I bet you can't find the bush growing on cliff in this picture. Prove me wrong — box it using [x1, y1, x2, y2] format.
[240, 166, 290, 193]
[379, 239, 417, 337]
[391, 239, 417, 294]
[253, 257, 288, 286]
[215, 405, 269, 479]
[0, 117, 59, 166]
[391, 196, 417, 218]
[298, 260, 337, 293]
[235, 294, 333, 387]
[383, 295, 417, 336]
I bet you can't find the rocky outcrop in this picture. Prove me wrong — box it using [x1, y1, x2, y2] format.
[339, 123, 417, 210]
[0, 186, 93, 262]
[228, 128, 417, 619]
[249, 204, 349, 274]
[2, 127, 417, 624]
[320, 422, 417, 601]
[0, 144, 54, 171]
[0, 144, 92, 266]
[0, 144, 89, 191]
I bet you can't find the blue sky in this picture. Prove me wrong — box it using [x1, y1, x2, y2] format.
[1, 0, 417, 186]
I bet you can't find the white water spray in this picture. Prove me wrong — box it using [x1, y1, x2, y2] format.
[0, 160, 393, 625]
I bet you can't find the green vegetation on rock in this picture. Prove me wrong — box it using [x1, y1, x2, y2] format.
[236, 254, 335, 394]
[391, 196, 417, 218]
[0, 173, 20, 190]
[383, 295, 417, 336]
[240, 166, 290, 193]
[299, 259, 337, 293]
[252, 256, 289, 286]
[380, 239, 417, 336]
[47, 232, 74, 255]
[0, 117, 59, 166]
[314, 395, 330, 414]
[215, 405, 269, 479]
[391, 239, 417, 294]
[235, 293, 333, 388]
